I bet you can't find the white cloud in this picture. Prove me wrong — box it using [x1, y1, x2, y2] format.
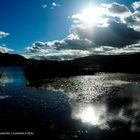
[0, 31, 10, 38]
[42, 4, 47, 9]
[72, 2, 131, 27]
[0, 31, 12, 53]
[71, 7, 109, 27]
[0, 46, 13, 53]
[42, 2, 61, 10]
[50, 2, 61, 9]
[91, 44, 140, 55]
[132, 1, 140, 10]
[25, 48, 91, 60]
[52, 2, 61, 7]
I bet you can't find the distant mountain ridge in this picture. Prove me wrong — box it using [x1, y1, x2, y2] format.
[0, 52, 27, 66]
[1, 52, 140, 77]
[25, 53, 140, 80]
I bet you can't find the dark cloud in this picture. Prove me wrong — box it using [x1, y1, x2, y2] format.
[124, 11, 140, 31]
[71, 20, 140, 47]
[61, 37, 93, 50]
[107, 2, 130, 14]
[101, 2, 130, 18]
[27, 36, 93, 53]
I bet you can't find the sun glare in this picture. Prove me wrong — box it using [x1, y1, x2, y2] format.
[77, 5, 107, 26]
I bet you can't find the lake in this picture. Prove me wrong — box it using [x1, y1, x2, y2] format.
[0, 66, 140, 139]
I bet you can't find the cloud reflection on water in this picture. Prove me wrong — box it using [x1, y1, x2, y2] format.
[34, 73, 140, 132]
[0, 72, 14, 86]
[40, 74, 131, 102]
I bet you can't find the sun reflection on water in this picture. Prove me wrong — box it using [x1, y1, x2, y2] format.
[72, 104, 108, 129]
[79, 106, 99, 125]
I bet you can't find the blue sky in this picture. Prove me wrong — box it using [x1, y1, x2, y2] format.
[0, 0, 140, 59]
[0, 0, 93, 52]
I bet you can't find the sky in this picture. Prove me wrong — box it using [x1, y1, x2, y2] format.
[0, 0, 140, 59]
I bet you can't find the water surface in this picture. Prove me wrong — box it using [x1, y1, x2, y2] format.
[0, 67, 140, 139]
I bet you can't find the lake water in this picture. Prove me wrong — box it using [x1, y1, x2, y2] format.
[0, 67, 140, 139]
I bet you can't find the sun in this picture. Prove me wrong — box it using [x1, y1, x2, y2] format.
[81, 6, 100, 24]
[74, 5, 107, 26]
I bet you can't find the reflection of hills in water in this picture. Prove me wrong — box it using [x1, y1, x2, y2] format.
[27, 73, 140, 133]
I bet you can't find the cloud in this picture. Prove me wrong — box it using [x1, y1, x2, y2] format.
[0, 31, 10, 38]
[71, 2, 132, 28]
[72, 2, 131, 25]
[70, 20, 140, 47]
[25, 48, 91, 60]
[26, 33, 94, 53]
[52, 2, 61, 7]
[102, 2, 130, 17]
[26, 2, 140, 60]
[50, 2, 61, 9]
[132, 1, 140, 10]
[26, 19, 140, 59]
[26, 36, 93, 60]
[124, 11, 140, 31]
[42, 2, 61, 10]
[42, 4, 47, 9]
[0, 31, 12, 53]
[91, 44, 140, 55]
[0, 46, 13, 53]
